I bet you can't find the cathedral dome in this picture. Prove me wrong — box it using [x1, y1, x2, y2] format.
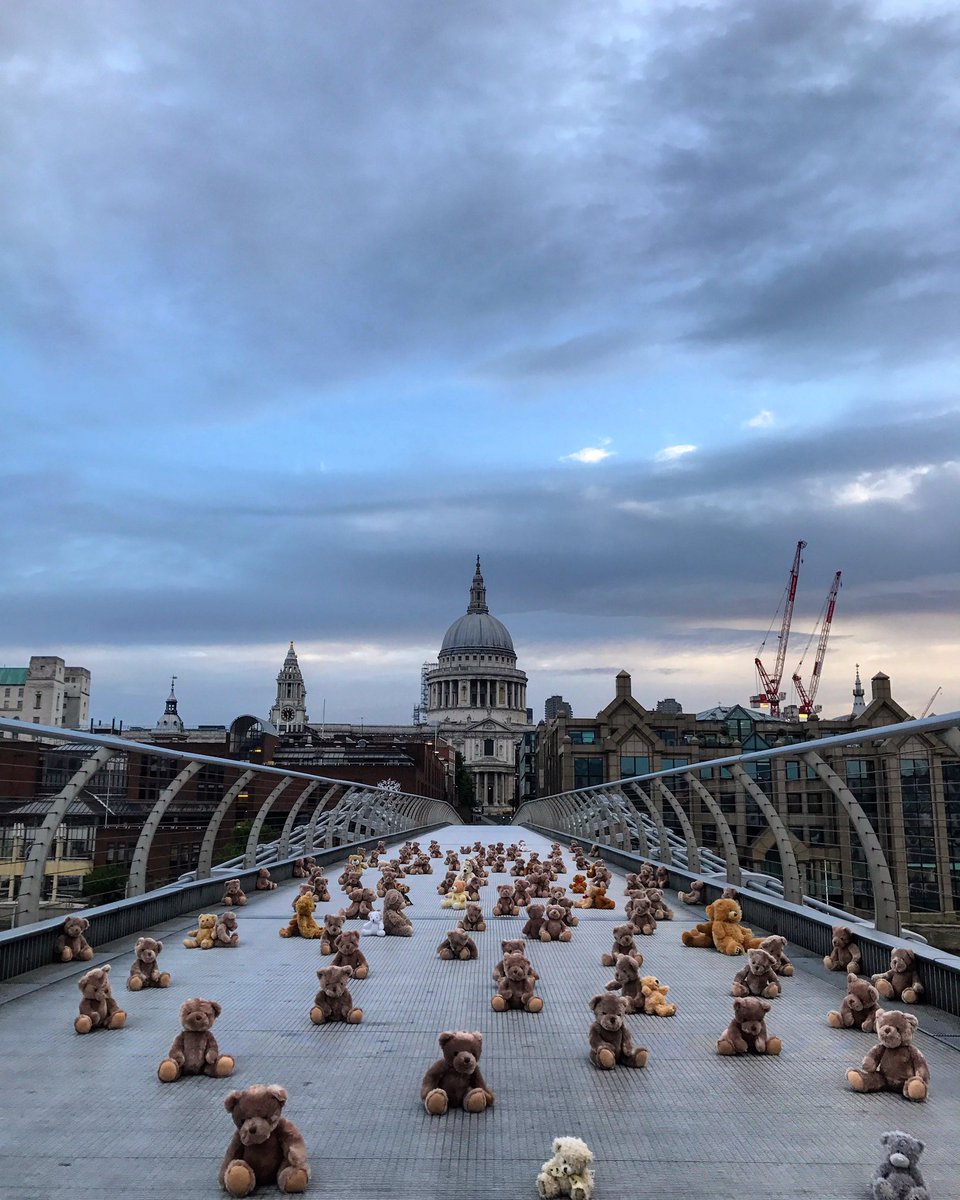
[439, 558, 515, 655]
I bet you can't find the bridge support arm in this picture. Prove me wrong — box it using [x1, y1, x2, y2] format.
[127, 760, 204, 897]
[652, 778, 701, 872]
[728, 765, 803, 905]
[684, 772, 742, 885]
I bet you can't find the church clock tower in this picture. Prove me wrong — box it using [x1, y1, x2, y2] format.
[269, 642, 309, 733]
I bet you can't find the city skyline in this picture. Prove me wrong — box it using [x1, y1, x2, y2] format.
[2, 1, 958, 726]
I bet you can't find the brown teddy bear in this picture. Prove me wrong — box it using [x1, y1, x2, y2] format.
[55, 915, 94, 963]
[646, 888, 674, 920]
[823, 925, 862, 973]
[219, 1085, 310, 1196]
[343, 886, 376, 920]
[310, 965, 363, 1025]
[522, 903, 546, 939]
[576, 883, 615, 910]
[640, 975, 677, 1017]
[757, 934, 794, 977]
[605, 953, 645, 1012]
[221, 878, 247, 907]
[308, 869, 330, 902]
[682, 897, 762, 955]
[601, 923, 641, 968]
[587, 992, 648, 1070]
[873, 948, 924, 1005]
[731, 948, 781, 999]
[436, 871, 457, 897]
[292, 858, 308, 878]
[492, 938, 539, 985]
[319, 912, 345, 954]
[383, 889, 413, 936]
[846, 1009, 930, 1101]
[420, 1030, 495, 1115]
[437, 928, 479, 960]
[459, 903, 486, 933]
[626, 894, 657, 936]
[214, 911, 240, 947]
[255, 868, 277, 891]
[827, 973, 880, 1032]
[280, 893, 321, 939]
[331, 930, 369, 979]
[158, 997, 235, 1081]
[429, 840, 442, 858]
[540, 904, 572, 943]
[127, 936, 171, 990]
[678, 879, 705, 905]
[74, 965, 126, 1034]
[183, 913, 217, 949]
[717, 997, 781, 1055]
[492, 951, 543, 1012]
[570, 874, 587, 895]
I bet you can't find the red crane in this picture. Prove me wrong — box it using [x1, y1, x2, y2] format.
[792, 570, 842, 721]
[751, 539, 805, 718]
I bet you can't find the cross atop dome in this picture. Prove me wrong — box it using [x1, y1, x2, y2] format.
[468, 556, 489, 614]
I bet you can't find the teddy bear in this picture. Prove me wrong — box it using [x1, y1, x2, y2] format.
[828, 973, 880, 1033]
[331, 929, 369, 979]
[824, 924, 862, 973]
[536, 1135, 595, 1200]
[219, 1085, 310, 1196]
[361, 910, 385, 937]
[598, 923, 637, 968]
[570, 874, 587, 895]
[320, 911, 345, 954]
[158, 997, 235, 1082]
[339, 865, 362, 893]
[640, 975, 677, 1017]
[292, 858, 308, 878]
[127, 936, 171, 990]
[420, 1030, 495, 1115]
[55, 915, 94, 963]
[626, 894, 657, 936]
[682, 897, 762, 955]
[587, 993, 648, 1070]
[731, 948, 781, 999]
[540, 904, 572, 943]
[678, 879, 706, 905]
[492, 938, 539, 985]
[74, 965, 126, 1034]
[873, 949, 924, 1005]
[383, 888, 413, 935]
[438, 927, 479, 961]
[604, 953, 645, 1012]
[255, 868, 277, 891]
[554, 894, 579, 928]
[717, 997, 782, 1055]
[441, 878, 468, 910]
[459, 903, 486, 933]
[654, 866, 670, 889]
[214, 911, 240, 947]
[379, 868, 400, 897]
[870, 1130, 929, 1200]
[280, 893, 322, 939]
[523, 903, 546, 939]
[646, 888, 674, 920]
[308, 869, 331, 902]
[757, 934, 794, 977]
[493, 951, 543, 1012]
[310, 964, 363, 1025]
[221, 878, 247, 907]
[576, 883, 615, 910]
[846, 1009, 930, 1101]
[429, 840, 442, 858]
[512, 879, 533, 907]
[343, 886, 376, 920]
[184, 913, 217, 949]
[436, 871, 457, 897]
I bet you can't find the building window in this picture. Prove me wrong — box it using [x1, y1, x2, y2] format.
[786, 760, 800, 781]
[569, 730, 597, 745]
[901, 756, 939, 912]
[483, 738, 494, 757]
[34, 692, 42, 709]
[620, 755, 650, 779]
[660, 757, 688, 771]
[574, 757, 603, 788]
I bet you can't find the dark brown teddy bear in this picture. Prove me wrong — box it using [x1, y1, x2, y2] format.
[221, 878, 247, 907]
[459, 903, 486, 933]
[717, 997, 782, 1055]
[308, 869, 331, 902]
[539, 903, 572, 943]
[219, 1085, 310, 1196]
[626, 894, 657, 936]
[492, 951, 543, 1012]
[522, 903, 546, 939]
[310, 965, 363, 1025]
[437, 928, 479, 961]
[827, 973, 880, 1032]
[758, 934, 794, 976]
[214, 911, 240, 947]
[74, 965, 126, 1034]
[846, 1009, 930, 1101]
[320, 912, 345, 955]
[127, 936, 171, 990]
[823, 924, 862, 972]
[158, 997, 235, 1081]
[420, 1030, 495, 1115]
[731, 949, 781, 999]
[492, 938, 539, 984]
[601, 923, 641, 968]
[343, 886, 376, 920]
[292, 858, 308, 878]
[872, 948, 924, 1005]
[587, 992, 648, 1070]
[382, 889, 413, 936]
[55, 915, 94, 963]
[255, 868, 277, 891]
[646, 888, 674, 920]
[331, 930, 369, 980]
[605, 953, 645, 1013]
[493, 884, 519, 916]
[678, 879, 706, 905]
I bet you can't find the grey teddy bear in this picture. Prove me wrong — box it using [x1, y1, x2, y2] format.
[871, 1130, 929, 1200]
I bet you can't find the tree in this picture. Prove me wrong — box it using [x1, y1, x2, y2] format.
[455, 753, 475, 807]
[82, 864, 127, 904]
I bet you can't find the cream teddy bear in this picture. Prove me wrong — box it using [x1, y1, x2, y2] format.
[536, 1136, 594, 1200]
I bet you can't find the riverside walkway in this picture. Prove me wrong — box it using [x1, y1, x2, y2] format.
[1, 826, 958, 1199]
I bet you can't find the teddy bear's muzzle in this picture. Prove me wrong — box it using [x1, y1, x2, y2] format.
[239, 1120, 274, 1145]
[888, 1152, 909, 1169]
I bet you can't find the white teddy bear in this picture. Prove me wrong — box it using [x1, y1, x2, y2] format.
[536, 1136, 595, 1200]
[361, 910, 385, 937]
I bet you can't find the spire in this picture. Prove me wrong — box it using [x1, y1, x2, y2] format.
[284, 640, 298, 664]
[852, 663, 866, 717]
[467, 555, 489, 614]
[156, 675, 184, 732]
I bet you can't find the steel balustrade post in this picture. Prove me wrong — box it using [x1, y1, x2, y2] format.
[652, 777, 701, 872]
[277, 780, 323, 858]
[323, 789, 361, 849]
[598, 788, 631, 849]
[621, 782, 672, 865]
[728, 764, 803, 905]
[243, 777, 294, 868]
[612, 788, 649, 856]
[15, 746, 118, 926]
[126, 760, 204, 897]
[802, 750, 900, 935]
[303, 785, 346, 855]
[684, 772, 742, 885]
[195, 770, 257, 879]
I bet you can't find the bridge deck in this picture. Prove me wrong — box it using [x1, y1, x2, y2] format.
[1, 826, 958, 1198]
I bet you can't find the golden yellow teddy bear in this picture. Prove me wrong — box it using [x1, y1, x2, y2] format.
[680, 898, 763, 955]
[279, 892, 322, 938]
[640, 975, 677, 1017]
[183, 913, 217, 950]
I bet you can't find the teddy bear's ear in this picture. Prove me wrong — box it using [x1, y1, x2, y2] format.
[588, 994, 605, 1012]
[265, 1085, 288, 1106]
[101, 963, 111, 973]
[902, 1012, 919, 1031]
[208, 1000, 222, 1018]
[224, 1090, 243, 1113]
[79, 918, 89, 931]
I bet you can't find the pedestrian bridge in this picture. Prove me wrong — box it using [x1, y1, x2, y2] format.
[1, 824, 958, 1199]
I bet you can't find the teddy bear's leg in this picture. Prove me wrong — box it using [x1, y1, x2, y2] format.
[459, 948, 471, 960]
[277, 1163, 309, 1193]
[569, 1176, 589, 1200]
[79, 946, 94, 961]
[846, 1068, 885, 1092]
[108, 1009, 127, 1029]
[903, 1075, 928, 1102]
[559, 929, 572, 942]
[763, 1036, 782, 1055]
[424, 1087, 449, 1115]
[222, 1159, 257, 1198]
[623, 1046, 648, 1068]
[182, 937, 197, 949]
[491, 995, 507, 1012]
[127, 975, 144, 992]
[601, 953, 615, 966]
[157, 972, 171, 987]
[826, 1009, 845, 1028]
[438, 947, 454, 960]
[822, 954, 835, 969]
[347, 1006, 363, 1023]
[214, 1055, 235, 1077]
[74, 1015, 93, 1035]
[353, 964, 369, 980]
[60, 946, 73, 962]
[536, 1171, 562, 1199]
[525, 996, 544, 1013]
[763, 983, 780, 999]
[463, 1087, 489, 1113]
[309, 1006, 326, 1025]
[716, 1036, 743, 1055]
[157, 1058, 181, 1082]
[781, 963, 794, 976]
[731, 982, 748, 997]
[681, 929, 709, 948]
[591, 1046, 616, 1070]
[901, 987, 919, 1005]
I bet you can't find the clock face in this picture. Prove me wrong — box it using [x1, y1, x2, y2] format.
[281, 706, 296, 721]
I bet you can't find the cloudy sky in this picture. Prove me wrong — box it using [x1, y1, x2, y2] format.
[1, 0, 958, 729]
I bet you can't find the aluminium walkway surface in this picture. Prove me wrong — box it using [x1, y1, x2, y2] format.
[0, 825, 958, 1199]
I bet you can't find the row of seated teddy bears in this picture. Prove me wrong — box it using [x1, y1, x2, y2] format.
[674, 881, 932, 1102]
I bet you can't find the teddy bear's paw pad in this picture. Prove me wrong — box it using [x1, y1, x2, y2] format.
[157, 1059, 180, 1082]
[223, 1161, 256, 1197]
[216, 1056, 236, 1077]
[424, 1089, 448, 1116]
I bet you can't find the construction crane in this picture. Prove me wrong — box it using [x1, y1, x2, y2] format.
[920, 686, 942, 718]
[751, 539, 806, 718]
[792, 569, 842, 721]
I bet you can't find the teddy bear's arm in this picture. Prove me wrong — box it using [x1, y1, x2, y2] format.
[203, 1032, 221, 1064]
[419, 1058, 448, 1097]
[860, 1043, 883, 1072]
[218, 1133, 245, 1185]
[167, 1032, 186, 1065]
[469, 1066, 495, 1104]
[907, 1047, 930, 1082]
[277, 1118, 309, 1168]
